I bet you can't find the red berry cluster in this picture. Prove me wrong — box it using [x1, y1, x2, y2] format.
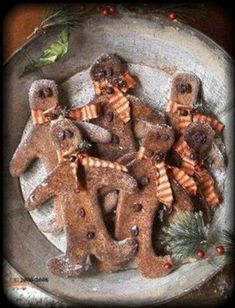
[101, 5, 117, 16]
[196, 246, 225, 259]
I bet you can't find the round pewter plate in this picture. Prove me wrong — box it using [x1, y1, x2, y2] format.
[4, 13, 233, 306]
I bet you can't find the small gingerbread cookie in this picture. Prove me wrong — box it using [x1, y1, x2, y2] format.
[173, 122, 220, 207]
[166, 72, 224, 136]
[25, 118, 138, 277]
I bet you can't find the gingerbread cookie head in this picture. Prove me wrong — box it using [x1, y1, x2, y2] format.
[29, 79, 59, 111]
[169, 72, 200, 107]
[141, 124, 175, 161]
[50, 117, 83, 156]
[90, 53, 127, 84]
[184, 122, 214, 159]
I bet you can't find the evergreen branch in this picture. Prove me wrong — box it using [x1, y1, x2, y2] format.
[77, 140, 92, 153]
[160, 211, 210, 264]
[27, 5, 81, 39]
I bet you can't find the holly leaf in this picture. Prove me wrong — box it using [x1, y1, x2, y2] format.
[21, 27, 70, 76]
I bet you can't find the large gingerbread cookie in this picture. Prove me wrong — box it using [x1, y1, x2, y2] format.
[10, 79, 112, 233]
[25, 118, 138, 277]
[89, 53, 165, 161]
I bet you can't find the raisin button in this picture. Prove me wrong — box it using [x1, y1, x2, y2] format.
[105, 111, 114, 122]
[131, 225, 139, 237]
[78, 208, 85, 217]
[86, 232, 95, 239]
[139, 176, 149, 187]
[133, 203, 143, 212]
[106, 87, 114, 94]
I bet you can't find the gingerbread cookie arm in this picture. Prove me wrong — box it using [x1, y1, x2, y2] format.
[76, 121, 112, 143]
[10, 127, 38, 177]
[85, 163, 138, 198]
[25, 168, 58, 211]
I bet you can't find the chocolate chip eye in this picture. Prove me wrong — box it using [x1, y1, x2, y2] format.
[192, 131, 207, 144]
[160, 134, 170, 141]
[57, 130, 65, 141]
[64, 129, 74, 138]
[37, 89, 46, 99]
[36, 87, 53, 98]
[186, 83, 192, 93]
[44, 87, 53, 97]
[156, 132, 161, 139]
[104, 68, 113, 78]
[176, 83, 192, 94]
[117, 79, 127, 88]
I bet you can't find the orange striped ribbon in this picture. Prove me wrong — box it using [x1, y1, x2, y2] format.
[93, 72, 136, 123]
[31, 109, 50, 125]
[181, 157, 196, 176]
[173, 136, 192, 157]
[120, 71, 137, 92]
[169, 166, 197, 195]
[155, 161, 173, 208]
[67, 102, 100, 121]
[193, 114, 224, 135]
[81, 156, 128, 172]
[173, 137, 196, 175]
[195, 168, 219, 206]
[94, 80, 131, 123]
[57, 150, 128, 172]
[107, 86, 131, 123]
[166, 100, 192, 133]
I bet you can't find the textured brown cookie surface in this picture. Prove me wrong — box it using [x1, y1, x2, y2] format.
[25, 158, 138, 277]
[184, 122, 215, 159]
[90, 53, 127, 84]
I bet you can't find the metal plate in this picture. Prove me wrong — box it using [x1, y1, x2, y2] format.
[3, 13, 233, 306]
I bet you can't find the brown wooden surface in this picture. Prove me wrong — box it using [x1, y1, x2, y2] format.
[3, 3, 233, 306]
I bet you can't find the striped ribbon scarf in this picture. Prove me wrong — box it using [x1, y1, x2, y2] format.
[166, 100, 192, 134]
[173, 136, 196, 175]
[172, 138, 219, 206]
[195, 167, 219, 206]
[136, 146, 173, 208]
[31, 102, 100, 125]
[166, 100, 224, 135]
[57, 150, 127, 172]
[93, 72, 136, 124]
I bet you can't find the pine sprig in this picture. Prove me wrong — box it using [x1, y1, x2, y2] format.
[27, 5, 81, 39]
[77, 140, 92, 153]
[160, 211, 210, 264]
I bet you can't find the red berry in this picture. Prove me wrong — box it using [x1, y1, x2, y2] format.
[167, 12, 177, 20]
[102, 8, 109, 16]
[216, 246, 225, 255]
[109, 5, 116, 15]
[196, 250, 205, 259]
[164, 262, 172, 270]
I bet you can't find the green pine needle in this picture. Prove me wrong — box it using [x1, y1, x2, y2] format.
[160, 211, 210, 264]
[77, 140, 92, 153]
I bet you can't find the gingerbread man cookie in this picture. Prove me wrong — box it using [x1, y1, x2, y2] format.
[166, 72, 224, 136]
[89, 53, 165, 161]
[25, 118, 138, 277]
[173, 122, 220, 207]
[10, 79, 112, 232]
